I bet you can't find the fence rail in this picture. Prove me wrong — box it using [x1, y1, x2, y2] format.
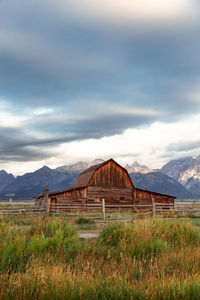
[1, 197, 200, 220]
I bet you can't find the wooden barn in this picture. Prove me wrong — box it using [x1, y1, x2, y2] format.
[35, 159, 175, 212]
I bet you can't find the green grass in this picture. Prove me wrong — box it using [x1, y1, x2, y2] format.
[74, 223, 97, 230]
[73, 216, 97, 230]
[1, 217, 200, 299]
[74, 215, 95, 224]
[190, 217, 200, 226]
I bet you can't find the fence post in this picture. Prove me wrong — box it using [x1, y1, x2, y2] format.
[44, 185, 49, 214]
[102, 198, 106, 221]
[152, 198, 156, 217]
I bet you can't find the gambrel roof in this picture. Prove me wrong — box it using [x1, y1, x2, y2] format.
[74, 158, 133, 189]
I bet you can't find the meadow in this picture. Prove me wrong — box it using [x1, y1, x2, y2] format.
[1, 216, 200, 299]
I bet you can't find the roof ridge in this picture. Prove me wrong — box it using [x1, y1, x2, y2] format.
[81, 158, 113, 174]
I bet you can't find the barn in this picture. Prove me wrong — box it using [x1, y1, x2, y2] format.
[35, 159, 175, 212]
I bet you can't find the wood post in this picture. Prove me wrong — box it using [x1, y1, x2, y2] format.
[44, 185, 49, 214]
[152, 198, 156, 217]
[102, 198, 106, 221]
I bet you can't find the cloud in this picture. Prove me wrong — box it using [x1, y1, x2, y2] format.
[49, 0, 199, 27]
[0, 126, 53, 162]
[167, 141, 200, 152]
[26, 103, 163, 139]
[0, 100, 162, 165]
[0, 0, 200, 173]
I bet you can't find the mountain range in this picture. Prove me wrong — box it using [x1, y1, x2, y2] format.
[0, 157, 200, 200]
[161, 156, 200, 196]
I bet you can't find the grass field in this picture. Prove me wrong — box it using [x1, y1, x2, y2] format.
[1, 216, 200, 299]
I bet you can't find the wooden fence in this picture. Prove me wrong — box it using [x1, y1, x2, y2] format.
[0, 200, 45, 216]
[0, 198, 200, 221]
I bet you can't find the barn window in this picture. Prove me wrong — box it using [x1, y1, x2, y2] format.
[120, 197, 125, 200]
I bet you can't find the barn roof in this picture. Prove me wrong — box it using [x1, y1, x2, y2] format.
[135, 187, 176, 198]
[73, 158, 133, 189]
[73, 160, 109, 188]
[35, 186, 85, 199]
[48, 186, 84, 196]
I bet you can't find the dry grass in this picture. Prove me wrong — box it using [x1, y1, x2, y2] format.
[0, 217, 200, 299]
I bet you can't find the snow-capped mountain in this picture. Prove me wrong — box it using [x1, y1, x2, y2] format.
[161, 156, 200, 196]
[125, 161, 153, 174]
[56, 159, 105, 173]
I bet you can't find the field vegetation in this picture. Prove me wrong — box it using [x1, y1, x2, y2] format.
[0, 216, 200, 299]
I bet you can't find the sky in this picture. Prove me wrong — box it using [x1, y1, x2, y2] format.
[0, 0, 200, 175]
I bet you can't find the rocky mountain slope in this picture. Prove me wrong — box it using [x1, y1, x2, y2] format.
[125, 161, 153, 174]
[56, 159, 104, 173]
[0, 167, 78, 200]
[0, 170, 15, 193]
[161, 156, 200, 196]
[130, 172, 192, 199]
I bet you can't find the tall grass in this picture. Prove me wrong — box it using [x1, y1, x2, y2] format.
[1, 218, 200, 299]
[74, 216, 95, 224]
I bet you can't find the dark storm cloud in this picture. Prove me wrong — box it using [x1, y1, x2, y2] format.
[29, 110, 159, 138]
[0, 107, 159, 162]
[0, 0, 200, 163]
[0, 127, 53, 162]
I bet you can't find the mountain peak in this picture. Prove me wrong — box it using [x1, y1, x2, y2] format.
[0, 170, 15, 196]
[90, 159, 105, 165]
[41, 165, 51, 170]
[39, 166, 52, 172]
[93, 158, 104, 162]
[35, 166, 52, 174]
[126, 161, 153, 174]
[0, 170, 8, 175]
[161, 155, 200, 196]
[130, 161, 140, 167]
[56, 161, 89, 173]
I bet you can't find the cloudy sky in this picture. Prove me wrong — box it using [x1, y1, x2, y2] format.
[0, 0, 200, 175]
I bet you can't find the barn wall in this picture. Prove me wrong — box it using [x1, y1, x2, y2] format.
[87, 186, 133, 211]
[49, 188, 87, 212]
[134, 188, 174, 206]
[89, 160, 133, 188]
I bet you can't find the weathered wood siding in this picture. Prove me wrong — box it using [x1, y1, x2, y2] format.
[54, 188, 86, 199]
[89, 160, 133, 188]
[49, 188, 87, 212]
[133, 188, 174, 208]
[86, 187, 133, 211]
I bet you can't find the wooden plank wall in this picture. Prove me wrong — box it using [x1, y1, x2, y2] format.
[134, 188, 174, 209]
[87, 186, 133, 211]
[48, 186, 174, 213]
[50, 187, 87, 212]
[89, 160, 133, 188]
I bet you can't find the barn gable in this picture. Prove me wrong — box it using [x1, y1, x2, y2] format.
[74, 159, 134, 189]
